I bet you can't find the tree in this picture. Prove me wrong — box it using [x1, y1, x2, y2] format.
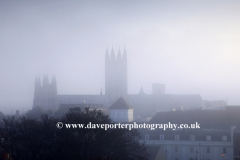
[54, 108, 149, 159]
[0, 116, 58, 160]
[0, 108, 149, 160]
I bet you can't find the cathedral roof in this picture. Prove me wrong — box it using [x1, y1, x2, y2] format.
[109, 97, 133, 109]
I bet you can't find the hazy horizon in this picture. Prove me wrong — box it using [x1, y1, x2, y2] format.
[1, 0, 240, 114]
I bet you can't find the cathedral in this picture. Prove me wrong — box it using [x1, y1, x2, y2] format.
[33, 47, 203, 117]
[33, 75, 58, 111]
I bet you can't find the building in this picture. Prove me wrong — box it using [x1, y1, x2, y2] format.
[32, 48, 204, 118]
[33, 75, 58, 110]
[139, 108, 240, 160]
[140, 129, 234, 160]
[109, 97, 133, 122]
[105, 47, 127, 99]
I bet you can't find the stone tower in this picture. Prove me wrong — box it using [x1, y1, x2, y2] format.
[105, 47, 127, 100]
[33, 75, 58, 110]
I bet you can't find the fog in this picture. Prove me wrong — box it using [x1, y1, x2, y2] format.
[0, 0, 240, 114]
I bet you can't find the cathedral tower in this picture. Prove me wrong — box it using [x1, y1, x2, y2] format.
[105, 47, 127, 99]
[33, 75, 58, 110]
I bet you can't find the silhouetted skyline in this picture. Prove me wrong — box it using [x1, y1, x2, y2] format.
[1, 0, 240, 114]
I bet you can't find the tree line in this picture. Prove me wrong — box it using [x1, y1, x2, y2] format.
[0, 108, 149, 160]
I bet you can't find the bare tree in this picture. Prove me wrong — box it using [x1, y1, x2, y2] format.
[0, 108, 148, 160]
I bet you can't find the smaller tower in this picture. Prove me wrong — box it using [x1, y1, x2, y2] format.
[33, 75, 58, 110]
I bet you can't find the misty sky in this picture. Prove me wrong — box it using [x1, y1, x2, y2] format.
[0, 0, 240, 114]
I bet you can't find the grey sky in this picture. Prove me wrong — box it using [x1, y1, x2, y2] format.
[0, 0, 240, 114]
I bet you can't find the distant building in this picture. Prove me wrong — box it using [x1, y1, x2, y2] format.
[33, 75, 58, 110]
[105, 47, 127, 99]
[140, 128, 235, 160]
[204, 100, 226, 110]
[32, 48, 204, 118]
[149, 108, 240, 129]
[139, 108, 240, 160]
[109, 97, 133, 122]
